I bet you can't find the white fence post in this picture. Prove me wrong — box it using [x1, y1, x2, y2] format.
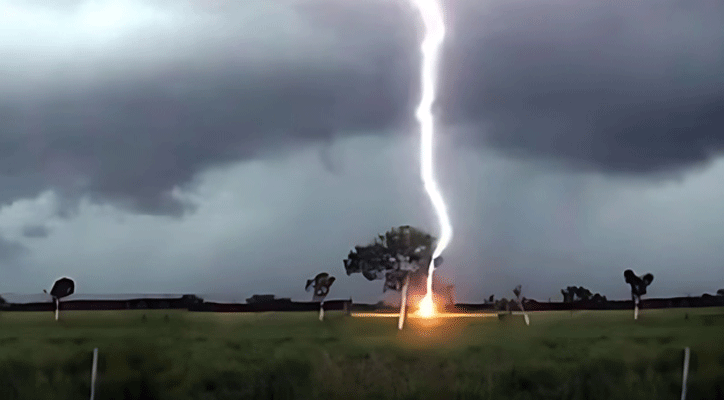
[90, 348, 98, 400]
[681, 347, 690, 400]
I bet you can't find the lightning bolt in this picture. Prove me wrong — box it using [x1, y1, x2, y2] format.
[410, 0, 452, 317]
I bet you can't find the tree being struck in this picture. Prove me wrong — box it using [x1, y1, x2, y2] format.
[343, 226, 441, 327]
[343, 225, 439, 293]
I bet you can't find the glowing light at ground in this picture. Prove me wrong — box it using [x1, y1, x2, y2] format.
[410, 0, 452, 319]
[352, 312, 499, 318]
[416, 293, 436, 318]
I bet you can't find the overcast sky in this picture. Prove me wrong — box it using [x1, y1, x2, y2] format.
[1, 0, 723, 303]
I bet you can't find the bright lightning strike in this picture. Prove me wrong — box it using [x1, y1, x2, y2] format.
[410, 0, 452, 318]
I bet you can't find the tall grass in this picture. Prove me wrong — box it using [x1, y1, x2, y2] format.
[0, 308, 722, 399]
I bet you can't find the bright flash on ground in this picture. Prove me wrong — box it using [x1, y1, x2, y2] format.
[415, 293, 436, 318]
[351, 312, 498, 319]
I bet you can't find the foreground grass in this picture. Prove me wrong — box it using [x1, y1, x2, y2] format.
[0, 308, 723, 399]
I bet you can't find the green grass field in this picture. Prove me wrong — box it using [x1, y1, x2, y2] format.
[1, 308, 723, 399]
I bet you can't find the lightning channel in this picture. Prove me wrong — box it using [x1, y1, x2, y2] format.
[409, 0, 451, 317]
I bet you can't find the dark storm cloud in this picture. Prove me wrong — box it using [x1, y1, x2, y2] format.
[301, 0, 724, 173]
[436, 0, 724, 174]
[21, 224, 50, 238]
[0, 0, 419, 215]
[0, 62, 413, 215]
[1, 0, 722, 215]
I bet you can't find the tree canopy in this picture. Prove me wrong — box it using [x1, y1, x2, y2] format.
[560, 286, 607, 303]
[624, 269, 654, 298]
[343, 225, 437, 292]
[513, 285, 522, 300]
[45, 277, 75, 299]
[306, 272, 336, 300]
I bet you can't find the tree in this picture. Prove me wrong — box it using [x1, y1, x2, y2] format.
[561, 286, 596, 303]
[591, 293, 608, 303]
[624, 269, 654, 320]
[513, 285, 521, 300]
[494, 297, 510, 311]
[343, 225, 438, 294]
[44, 277, 75, 321]
[306, 272, 336, 301]
[716, 289, 724, 297]
[343, 225, 440, 329]
[306, 272, 336, 321]
[624, 270, 654, 299]
[512, 285, 530, 325]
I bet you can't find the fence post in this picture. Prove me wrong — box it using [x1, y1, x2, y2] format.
[681, 347, 690, 400]
[90, 348, 98, 400]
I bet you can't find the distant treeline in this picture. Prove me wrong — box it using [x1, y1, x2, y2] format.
[0, 295, 353, 313]
[456, 294, 724, 312]
[0, 295, 203, 312]
[1, 294, 722, 312]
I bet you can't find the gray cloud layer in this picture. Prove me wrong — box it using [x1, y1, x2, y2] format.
[438, 0, 724, 174]
[1, 0, 722, 215]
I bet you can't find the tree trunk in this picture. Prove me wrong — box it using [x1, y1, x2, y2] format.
[398, 274, 410, 330]
[634, 297, 639, 320]
[516, 299, 530, 326]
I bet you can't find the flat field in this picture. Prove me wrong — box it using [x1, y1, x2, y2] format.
[1, 308, 723, 399]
